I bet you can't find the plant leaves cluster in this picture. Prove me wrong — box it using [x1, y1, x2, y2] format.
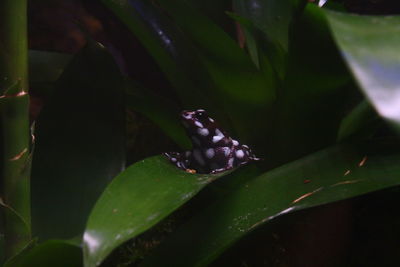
[4, 0, 400, 266]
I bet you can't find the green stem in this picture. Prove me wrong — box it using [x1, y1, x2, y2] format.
[0, 0, 31, 259]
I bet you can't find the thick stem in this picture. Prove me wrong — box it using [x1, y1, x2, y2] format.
[0, 0, 31, 259]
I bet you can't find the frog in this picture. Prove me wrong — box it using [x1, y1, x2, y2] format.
[164, 109, 260, 174]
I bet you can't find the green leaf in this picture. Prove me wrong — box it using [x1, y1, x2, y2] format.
[28, 50, 72, 83]
[31, 42, 126, 240]
[324, 11, 400, 130]
[156, 0, 276, 107]
[5, 240, 82, 267]
[101, 0, 276, 141]
[141, 140, 400, 266]
[233, 0, 306, 51]
[263, 4, 354, 167]
[226, 12, 260, 68]
[100, 0, 214, 110]
[232, 0, 307, 77]
[125, 80, 190, 149]
[337, 100, 381, 142]
[83, 155, 230, 267]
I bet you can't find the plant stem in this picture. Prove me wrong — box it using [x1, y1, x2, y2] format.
[0, 0, 31, 259]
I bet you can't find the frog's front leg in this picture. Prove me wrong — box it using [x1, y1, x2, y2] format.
[164, 151, 191, 170]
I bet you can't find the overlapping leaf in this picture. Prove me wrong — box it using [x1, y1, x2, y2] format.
[141, 140, 400, 266]
[31, 42, 125, 240]
[5, 240, 81, 267]
[83, 156, 231, 267]
[325, 11, 400, 130]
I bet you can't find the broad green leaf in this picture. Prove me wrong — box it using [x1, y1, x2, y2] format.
[325, 11, 400, 130]
[101, 0, 275, 141]
[5, 240, 82, 267]
[141, 140, 400, 266]
[31, 42, 125, 240]
[156, 0, 276, 106]
[155, 0, 277, 143]
[83, 156, 230, 267]
[100, 0, 215, 110]
[263, 4, 354, 167]
[337, 100, 381, 142]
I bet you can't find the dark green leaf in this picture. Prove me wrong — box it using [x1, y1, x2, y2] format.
[83, 155, 230, 267]
[337, 100, 381, 142]
[31, 42, 125, 240]
[125, 80, 190, 149]
[28, 50, 72, 83]
[233, 0, 306, 51]
[233, 0, 307, 77]
[156, 0, 276, 107]
[141, 140, 400, 266]
[5, 240, 82, 267]
[324, 11, 400, 130]
[263, 4, 354, 167]
[100, 0, 214, 110]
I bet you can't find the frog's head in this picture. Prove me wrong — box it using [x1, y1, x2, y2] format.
[181, 109, 212, 129]
[180, 109, 226, 147]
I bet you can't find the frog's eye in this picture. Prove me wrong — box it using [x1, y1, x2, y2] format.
[196, 110, 207, 119]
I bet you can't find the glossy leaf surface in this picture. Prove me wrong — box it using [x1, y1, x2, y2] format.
[141, 140, 400, 266]
[325, 11, 400, 129]
[31, 42, 125, 240]
[83, 156, 229, 267]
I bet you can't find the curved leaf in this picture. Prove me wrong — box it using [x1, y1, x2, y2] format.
[156, 0, 276, 106]
[100, 0, 214, 110]
[28, 50, 72, 83]
[31, 42, 125, 240]
[83, 156, 230, 267]
[5, 240, 82, 267]
[337, 100, 380, 142]
[233, 0, 306, 51]
[141, 140, 400, 266]
[325, 11, 400, 130]
[263, 4, 354, 167]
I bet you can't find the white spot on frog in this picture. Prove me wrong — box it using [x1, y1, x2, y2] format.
[232, 140, 239, 146]
[212, 135, 223, 143]
[197, 128, 209, 136]
[223, 147, 231, 156]
[205, 148, 215, 159]
[236, 150, 245, 159]
[215, 128, 224, 137]
[194, 121, 203, 128]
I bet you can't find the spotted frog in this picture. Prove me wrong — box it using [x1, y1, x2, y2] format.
[165, 109, 259, 174]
